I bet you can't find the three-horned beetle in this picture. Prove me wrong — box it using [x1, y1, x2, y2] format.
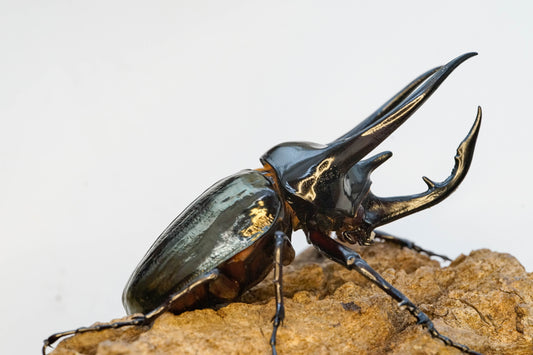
[44, 53, 482, 355]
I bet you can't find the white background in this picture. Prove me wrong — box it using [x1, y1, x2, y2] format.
[1, 1, 532, 354]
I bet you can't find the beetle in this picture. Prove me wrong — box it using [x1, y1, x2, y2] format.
[44, 53, 482, 355]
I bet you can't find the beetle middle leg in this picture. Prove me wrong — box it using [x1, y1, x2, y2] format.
[374, 230, 451, 261]
[270, 230, 292, 355]
[308, 229, 481, 355]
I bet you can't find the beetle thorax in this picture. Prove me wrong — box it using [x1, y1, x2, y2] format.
[260, 142, 391, 246]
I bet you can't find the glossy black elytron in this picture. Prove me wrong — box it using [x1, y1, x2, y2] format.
[123, 169, 290, 315]
[44, 53, 482, 355]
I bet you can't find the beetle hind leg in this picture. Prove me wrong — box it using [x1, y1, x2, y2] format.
[374, 230, 451, 261]
[42, 313, 147, 355]
[43, 269, 219, 355]
[308, 230, 481, 355]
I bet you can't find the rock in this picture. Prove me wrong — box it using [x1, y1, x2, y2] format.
[49, 242, 533, 355]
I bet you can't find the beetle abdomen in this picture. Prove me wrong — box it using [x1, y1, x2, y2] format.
[122, 170, 284, 314]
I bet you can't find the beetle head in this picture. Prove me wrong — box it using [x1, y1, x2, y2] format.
[261, 53, 481, 245]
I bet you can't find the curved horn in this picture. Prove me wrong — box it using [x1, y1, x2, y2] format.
[362, 106, 482, 229]
[330, 52, 478, 173]
[336, 66, 440, 142]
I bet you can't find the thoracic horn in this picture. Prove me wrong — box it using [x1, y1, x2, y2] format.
[328, 52, 478, 173]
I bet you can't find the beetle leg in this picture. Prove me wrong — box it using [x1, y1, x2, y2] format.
[143, 268, 220, 321]
[270, 231, 291, 355]
[307, 230, 481, 355]
[42, 313, 147, 355]
[42, 269, 219, 355]
[373, 230, 451, 261]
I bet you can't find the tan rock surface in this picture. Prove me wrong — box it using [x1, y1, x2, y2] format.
[49, 242, 533, 355]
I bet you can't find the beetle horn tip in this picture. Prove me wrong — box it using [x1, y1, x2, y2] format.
[456, 105, 482, 158]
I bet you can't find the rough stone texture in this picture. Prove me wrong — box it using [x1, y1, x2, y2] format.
[49, 242, 533, 355]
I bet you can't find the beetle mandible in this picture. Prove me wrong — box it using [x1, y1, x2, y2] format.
[44, 53, 482, 355]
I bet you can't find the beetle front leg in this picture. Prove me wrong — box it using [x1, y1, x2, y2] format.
[270, 231, 291, 355]
[308, 230, 481, 355]
[374, 230, 451, 261]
